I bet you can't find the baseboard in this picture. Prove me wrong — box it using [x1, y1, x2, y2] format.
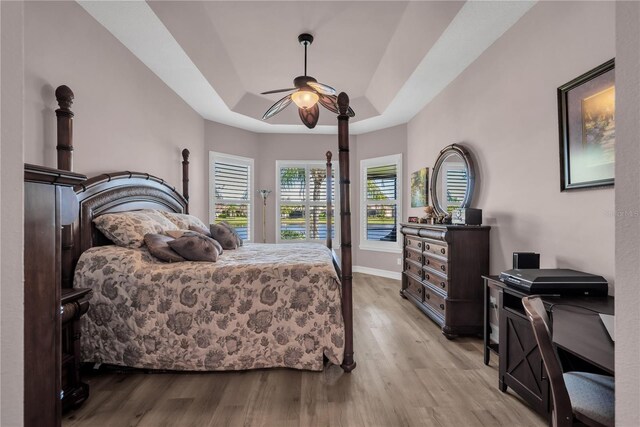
[353, 265, 402, 281]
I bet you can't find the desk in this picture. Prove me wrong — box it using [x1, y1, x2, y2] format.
[551, 303, 614, 375]
[483, 276, 614, 418]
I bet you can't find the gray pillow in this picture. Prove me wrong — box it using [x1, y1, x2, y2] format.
[167, 231, 220, 262]
[210, 223, 239, 250]
[188, 225, 223, 255]
[220, 221, 243, 247]
[144, 233, 185, 263]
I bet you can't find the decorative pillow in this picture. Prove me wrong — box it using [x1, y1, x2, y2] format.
[160, 211, 208, 230]
[144, 233, 185, 263]
[93, 210, 178, 248]
[188, 224, 211, 237]
[187, 226, 223, 255]
[220, 221, 243, 247]
[210, 223, 239, 250]
[167, 231, 220, 262]
[165, 228, 223, 255]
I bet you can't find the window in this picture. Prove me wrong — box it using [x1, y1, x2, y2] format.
[360, 154, 402, 253]
[276, 161, 337, 243]
[209, 152, 253, 241]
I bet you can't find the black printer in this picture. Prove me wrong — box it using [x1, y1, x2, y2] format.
[499, 268, 608, 296]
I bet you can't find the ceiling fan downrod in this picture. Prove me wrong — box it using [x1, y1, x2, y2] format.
[298, 33, 313, 77]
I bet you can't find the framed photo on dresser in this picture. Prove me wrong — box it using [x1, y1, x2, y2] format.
[558, 59, 615, 191]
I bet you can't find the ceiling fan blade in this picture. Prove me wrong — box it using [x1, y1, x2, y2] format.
[318, 94, 338, 114]
[262, 95, 293, 120]
[307, 81, 336, 96]
[318, 94, 356, 117]
[347, 106, 356, 117]
[260, 88, 296, 95]
[298, 104, 319, 129]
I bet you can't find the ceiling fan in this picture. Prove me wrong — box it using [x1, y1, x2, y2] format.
[261, 33, 355, 129]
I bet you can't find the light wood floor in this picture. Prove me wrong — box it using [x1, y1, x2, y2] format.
[63, 273, 545, 427]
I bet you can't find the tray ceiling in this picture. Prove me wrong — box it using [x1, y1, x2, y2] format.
[78, 0, 536, 134]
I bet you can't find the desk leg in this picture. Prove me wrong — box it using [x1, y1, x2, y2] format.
[483, 279, 490, 366]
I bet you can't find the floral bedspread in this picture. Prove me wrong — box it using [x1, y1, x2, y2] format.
[74, 243, 344, 371]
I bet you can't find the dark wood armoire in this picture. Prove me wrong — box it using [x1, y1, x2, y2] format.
[24, 164, 86, 427]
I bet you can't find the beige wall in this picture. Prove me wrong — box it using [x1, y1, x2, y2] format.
[407, 1, 616, 285]
[354, 125, 407, 274]
[1, 2, 25, 425]
[23, 1, 207, 220]
[615, 0, 640, 423]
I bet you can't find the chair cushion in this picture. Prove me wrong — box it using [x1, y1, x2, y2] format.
[564, 372, 615, 427]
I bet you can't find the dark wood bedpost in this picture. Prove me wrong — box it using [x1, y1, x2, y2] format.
[182, 148, 190, 214]
[337, 93, 356, 373]
[55, 85, 74, 171]
[56, 85, 77, 289]
[326, 151, 333, 250]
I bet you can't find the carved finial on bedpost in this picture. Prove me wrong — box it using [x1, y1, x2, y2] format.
[55, 85, 75, 171]
[337, 92, 349, 116]
[182, 148, 190, 214]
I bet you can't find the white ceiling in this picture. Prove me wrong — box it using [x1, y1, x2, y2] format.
[78, 0, 536, 134]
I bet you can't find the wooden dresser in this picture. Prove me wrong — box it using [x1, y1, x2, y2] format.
[400, 223, 490, 338]
[24, 164, 87, 427]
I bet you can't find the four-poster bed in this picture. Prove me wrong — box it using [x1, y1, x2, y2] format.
[55, 85, 356, 373]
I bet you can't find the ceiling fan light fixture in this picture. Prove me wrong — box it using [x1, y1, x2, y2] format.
[291, 90, 319, 109]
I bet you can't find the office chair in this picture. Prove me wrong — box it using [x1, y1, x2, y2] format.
[522, 296, 614, 427]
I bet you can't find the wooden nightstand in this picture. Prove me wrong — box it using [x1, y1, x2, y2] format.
[61, 288, 92, 412]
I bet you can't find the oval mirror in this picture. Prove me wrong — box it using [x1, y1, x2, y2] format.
[430, 144, 476, 216]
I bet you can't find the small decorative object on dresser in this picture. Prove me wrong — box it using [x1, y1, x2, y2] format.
[400, 222, 490, 338]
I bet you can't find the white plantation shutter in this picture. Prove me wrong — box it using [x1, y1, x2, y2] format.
[444, 167, 468, 212]
[210, 153, 253, 241]
[360, 154, 402, 252]
[277, 161, 337, 243]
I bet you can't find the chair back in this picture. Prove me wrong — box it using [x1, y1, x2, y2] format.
[522, 296, 573, 427]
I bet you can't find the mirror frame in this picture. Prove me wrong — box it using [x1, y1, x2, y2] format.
[430, 143, 476, 216]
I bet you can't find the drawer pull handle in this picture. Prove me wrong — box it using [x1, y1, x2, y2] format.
[426, 259, 430, 265]
[441, 248, 446, 254]
[440, 265, 446, 271]
[425, 274, 430, 280]
[417, 242, 422, 249]
[426, 293, 430, 299]
[439, 304, 445, 310]
[426, 244, 430, 250]
[440, 282, 445, 288]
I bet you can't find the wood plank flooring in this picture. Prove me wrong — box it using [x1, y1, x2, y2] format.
[63, 273, 545, 427]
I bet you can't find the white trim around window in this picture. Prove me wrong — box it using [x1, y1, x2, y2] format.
[275, 160, 339, 244]
[209, 151, 254, 242]
[359, 153, 403, 253]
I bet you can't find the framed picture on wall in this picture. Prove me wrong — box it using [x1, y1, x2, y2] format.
[411, 167, 429, 207]
[558, 59, 615, 191]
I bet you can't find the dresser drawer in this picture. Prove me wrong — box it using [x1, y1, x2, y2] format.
[405, 276, 423, 301]
[404, 260, 423, 280]
[424, 286, 446, 317]
[405, 236, 424, 252]
[424, 270, 448, 294]
[405, 249, 423, 265]
[424, 255, 448, 275]
[423, 240, 448, 258]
